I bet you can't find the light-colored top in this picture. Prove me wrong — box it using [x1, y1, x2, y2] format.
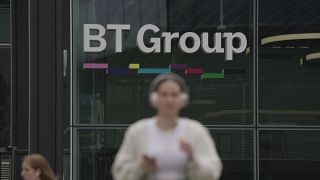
[111, 117, 223, 180]
[146, 118, 188, 180]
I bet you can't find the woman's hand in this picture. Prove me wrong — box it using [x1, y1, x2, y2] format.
[140, 155, 157, 172]
[180, 139, 194, 160]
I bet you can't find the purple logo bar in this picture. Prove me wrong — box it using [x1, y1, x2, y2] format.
[107, 67, 132, 75]
[169, 64, 187, 69]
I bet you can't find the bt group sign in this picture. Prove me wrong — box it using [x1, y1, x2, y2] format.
[83, 24, 247, 61]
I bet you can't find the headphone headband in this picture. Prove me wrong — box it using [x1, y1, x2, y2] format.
[149, 73, 188, 94]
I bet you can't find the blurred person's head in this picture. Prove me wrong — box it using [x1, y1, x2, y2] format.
[21, 154, 56, 180]
[149, 73, 189, 116]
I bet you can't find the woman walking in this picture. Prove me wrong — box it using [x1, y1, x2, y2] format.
[112, 73, 222, 180]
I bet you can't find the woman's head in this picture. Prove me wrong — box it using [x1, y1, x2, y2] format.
[149, 73, 189, 115]
[21, 154, 56, 180]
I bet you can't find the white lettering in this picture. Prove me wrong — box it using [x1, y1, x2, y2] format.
[106, 24, 131, 52]
[179, 32, 201, 53]
[223, 32, 247, 60]
[83, 24, 107, 52]
[82, 24, 248, 60]
[137, 24, 161, 53]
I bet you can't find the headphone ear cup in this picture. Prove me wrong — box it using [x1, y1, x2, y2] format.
[36, 170, 40, 177]
[180, 93, 189, 107]
[149, 92, 159, 107]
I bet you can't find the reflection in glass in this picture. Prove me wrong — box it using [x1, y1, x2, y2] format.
[74, 128, 125, 180]
[74, 128, 253, 180]
[258, 0, 320, 125]
[73, 0, 253, 125]
[259, 130, 320, 180]
[210, 129, 254, 180]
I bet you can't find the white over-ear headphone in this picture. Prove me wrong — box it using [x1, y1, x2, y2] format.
[36, 169, 41, 177]
[149, 91, 189, 107]
[180, 93, 189, 105]
[150, 92, 158, 107]
[149, 73, 189, 108]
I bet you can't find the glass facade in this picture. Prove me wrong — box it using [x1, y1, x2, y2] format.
[72, 0, 253, 126]
[70, 0, 320, 180]
[258, 0, 320, 126]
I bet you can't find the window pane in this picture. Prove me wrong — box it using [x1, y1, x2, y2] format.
[74, 128, 127, 180]
[210, 129, 254, 180]
[258, 0, 320, 125]
[73, 0, 253, 125]
[259, 130, 320, 180]
[74, 128, 253, 180]
[0, 46, 10, 147]
[0, 0, 10, 42]
[0, 0, 10, 148]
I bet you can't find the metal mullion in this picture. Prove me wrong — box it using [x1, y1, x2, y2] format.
[70, 123, 257, 128]
[253, 0, 259, 179]
[257, 125, 320, 129]
[258, 127, 320, 131]
[69, 0, 73, 179]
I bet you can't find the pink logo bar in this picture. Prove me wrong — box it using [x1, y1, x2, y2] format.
[83, 63, 108, 69]
[185, 68, 204, 74]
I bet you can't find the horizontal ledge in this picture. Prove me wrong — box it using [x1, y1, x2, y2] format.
[206, 109, 320, 118]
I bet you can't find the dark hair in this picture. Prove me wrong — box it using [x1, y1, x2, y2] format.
[149, 73, 188, 93]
